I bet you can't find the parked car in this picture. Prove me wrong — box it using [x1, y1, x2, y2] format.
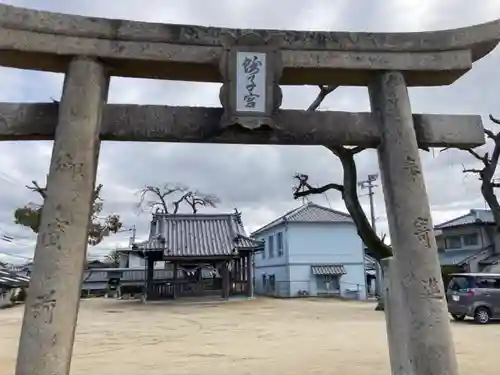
[446, 273, 500, 324]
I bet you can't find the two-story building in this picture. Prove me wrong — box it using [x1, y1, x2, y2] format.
[435, 209, 500, 273]
[251, 202, 367, 299]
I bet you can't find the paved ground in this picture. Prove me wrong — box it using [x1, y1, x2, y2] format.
[1, 297, 499, 375]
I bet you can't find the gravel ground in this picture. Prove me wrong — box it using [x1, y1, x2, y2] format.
[1, 297, 499, 375]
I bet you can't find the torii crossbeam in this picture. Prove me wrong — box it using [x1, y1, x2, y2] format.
[1, 4, 499, 375]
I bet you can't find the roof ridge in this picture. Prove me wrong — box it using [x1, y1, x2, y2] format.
[435, 208, 495, 229]
[251, 202, 309, 235]
[299, 202, 351, 218]
[251, 202, 352, 236]
[156, 213, 237, 219]
[434, 211, 473, 228]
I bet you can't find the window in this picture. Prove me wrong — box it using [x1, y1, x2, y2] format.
[262, 241, 266, 259]
[463, 233, 479, 246]
[268, 235, 274, 258]
[269, 274, 276, 292]
[445, 235, 462, 249]
[448, 276, 472, 291]
[475, 277, 500, 289]
[262, 274, 267, 287]
[316, 275, 340, 292]
[276, 232, 283, 256]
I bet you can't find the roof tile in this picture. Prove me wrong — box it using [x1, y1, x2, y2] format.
[0, 268, 30, 288]
[435, 209, 494, 229]
[252, 202, 352, 235]
[142, 213, 263, 257]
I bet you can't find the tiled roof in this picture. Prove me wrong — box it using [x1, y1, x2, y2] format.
[252, 202, 353, 236]
[435, 209, 494, 229]
[438, 249, 484, 266]
[0, 268, 30, 288]
[311, 264, 347, 276]
[144, 213, 264, 257]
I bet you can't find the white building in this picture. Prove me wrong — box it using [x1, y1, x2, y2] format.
[252, 202, 367, 299]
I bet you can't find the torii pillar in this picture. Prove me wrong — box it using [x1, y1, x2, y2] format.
[15, 57, 108, 375]
[369, 71, 459, 375]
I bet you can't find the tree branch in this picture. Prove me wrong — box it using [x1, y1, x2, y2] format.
[489, 114, 500, 126]
[462, 166, 483, 174]
[465, 149, 489, 166]
[307, 85, 339, 111]
[293, 174, 343, 198]
[26, 181, 47, 200]
[293, 86, 393, 261]
[452, 115, 500, 232]
[137, 183, 220, 215]
[17, 182, 122, 245]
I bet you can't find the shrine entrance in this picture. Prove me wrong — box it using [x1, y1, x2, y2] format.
[1, 4, 500, 375]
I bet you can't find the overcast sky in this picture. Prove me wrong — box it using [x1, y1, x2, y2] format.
[1, 0, 500, 264]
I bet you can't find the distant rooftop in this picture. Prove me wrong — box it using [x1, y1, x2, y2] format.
[129, 212, 263, 257]
[0, 268, 30, 288]
[434, 209, 494, 230]
[252, 202, 353, 236]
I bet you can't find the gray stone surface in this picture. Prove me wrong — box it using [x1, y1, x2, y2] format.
[1, 3, 499, 54]
[15, 57, 108, 375]
[382, 257, 411, 375]
[0, 103, 485, 148]
[0, 4, 499, 85]
[369, 71, 458, 375]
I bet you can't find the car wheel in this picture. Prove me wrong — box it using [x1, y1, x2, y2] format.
[451, 314, 466, 321]
[474, 307, 491, 324]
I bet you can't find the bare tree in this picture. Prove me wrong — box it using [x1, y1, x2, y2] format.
[457, 114, 500, 230]
[105, 250, 121, 268]
[293, 85, 393, 262]
[137, 183, 220, 214]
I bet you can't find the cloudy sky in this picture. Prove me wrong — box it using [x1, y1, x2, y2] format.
[1, 0, 500, 264]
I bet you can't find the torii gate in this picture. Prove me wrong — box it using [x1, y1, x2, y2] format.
[1, 4, 499, 375]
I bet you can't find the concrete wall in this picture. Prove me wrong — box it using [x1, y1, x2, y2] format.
[288, 264, 366, 298]
[253, 265, 290, 297]
[253, 221, 367, 299]
[253, 223, 290, 297]
[287, 222, 366, 299]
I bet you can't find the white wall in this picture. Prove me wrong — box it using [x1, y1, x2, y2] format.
[253, 223, 289, 269]
[287, 222, 366, 299]
[253, 223, 290, 297]
[254, 265, 289, 297]
[288, 264, 366, 298]
[287, 222, 364, 264]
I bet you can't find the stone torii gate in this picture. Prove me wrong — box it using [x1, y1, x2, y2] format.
[1, 4, 500, 375]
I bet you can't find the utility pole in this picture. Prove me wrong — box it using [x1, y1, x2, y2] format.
[358, 173, 380, 296]
[359, 173, 378, 232]
[128, 224, 136, 248]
